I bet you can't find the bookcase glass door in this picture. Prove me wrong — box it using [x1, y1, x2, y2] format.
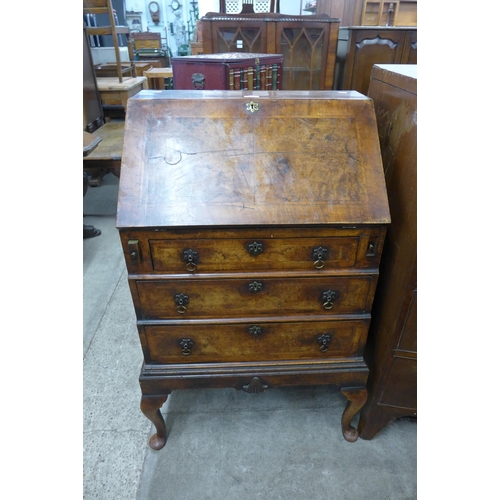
[279, 25, 328, 90]
[215, 26, 265, 53]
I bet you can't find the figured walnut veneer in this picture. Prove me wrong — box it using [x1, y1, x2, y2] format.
[116, 90, 390, 449]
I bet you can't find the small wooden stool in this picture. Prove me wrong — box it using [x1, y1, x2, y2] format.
[144, 67, 173, 90]
[96, 76, 147, 107]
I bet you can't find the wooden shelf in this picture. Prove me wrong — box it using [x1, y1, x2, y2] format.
[361, 0, 416, 27]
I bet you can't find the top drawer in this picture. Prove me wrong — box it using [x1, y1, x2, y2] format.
[150, 237, 359, 273]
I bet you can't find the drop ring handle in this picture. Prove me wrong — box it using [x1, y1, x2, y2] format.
[183, 249, 199, 272]
[174, 293, 189, 314]
[321, 290, 338, 310]
[312, 246, 329, 270]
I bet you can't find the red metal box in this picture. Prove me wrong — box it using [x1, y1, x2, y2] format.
[171, 52, 283, 90]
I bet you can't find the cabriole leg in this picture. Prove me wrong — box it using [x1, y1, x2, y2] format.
[340, 387, 368, 443]
[140, 394, 168, 450]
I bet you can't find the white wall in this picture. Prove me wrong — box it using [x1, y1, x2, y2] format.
[125, 0, 200, 55]
[279, 0, 304, 15]
[197, 1, 305, 17]
[198, 0, 218, 16]
[123, 0, 310, 56]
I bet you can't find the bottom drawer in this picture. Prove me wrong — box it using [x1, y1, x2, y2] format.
[142, 319, 370, 363]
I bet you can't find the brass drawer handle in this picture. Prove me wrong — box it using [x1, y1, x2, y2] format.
[247, 241, 264, 256]
[179, 338, 194, 356]
[174, 293, 189, 314]
[183, 248, 199, 272]
[128, 239, 141, 263]
[248, 281, 264, 293]
[317, 334, 332, 353]
[321, 290, 338, 309]
[248, 325, 262, 335]
[312, 246, 328, 269]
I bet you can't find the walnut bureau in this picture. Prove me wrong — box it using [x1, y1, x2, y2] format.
[116, 90, 390, 450]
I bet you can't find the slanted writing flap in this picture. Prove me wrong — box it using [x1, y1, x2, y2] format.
[117, 90, 390, 229]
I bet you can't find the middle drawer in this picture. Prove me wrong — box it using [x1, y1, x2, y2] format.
[135, 276, 374, 319]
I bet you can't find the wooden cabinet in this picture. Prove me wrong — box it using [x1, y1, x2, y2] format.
[336, 26, 416, 95]
[117, 90, 390, 450]
[361, 0, 417, 26]
[315, 0, 417, 27]
[201, 13, 340, 90]
[361, 1, 416, 26]
[171, 53, 283, 90]
[358, 64, 417, 439]
[315, 0, 364, 26]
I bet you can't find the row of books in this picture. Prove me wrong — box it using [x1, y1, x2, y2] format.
[228, 63, 281, 90]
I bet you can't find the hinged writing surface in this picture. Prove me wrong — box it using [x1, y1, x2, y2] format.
[117, 90, 389, 229]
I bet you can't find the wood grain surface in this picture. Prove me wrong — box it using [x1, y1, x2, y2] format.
[117, 91, 390, 228]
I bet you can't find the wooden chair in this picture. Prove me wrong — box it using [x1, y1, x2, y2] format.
[219, 0, 280, 14]
[83, 0, 136, 82]
[132, 32, 162, 50]
[132, 32, 171, 68]
[83, 24, 125, 185]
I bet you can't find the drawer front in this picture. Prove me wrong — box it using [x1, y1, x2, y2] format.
[135, 276, 374, 319]
[150, 237, 359, 273]
[143, 319, 370, 363]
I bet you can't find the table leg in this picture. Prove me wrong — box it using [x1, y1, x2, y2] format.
[340, 387, 368, 442]
[140, 394, 169, 450]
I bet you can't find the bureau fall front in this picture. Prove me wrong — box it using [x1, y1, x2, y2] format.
[116, 90, 390, 450]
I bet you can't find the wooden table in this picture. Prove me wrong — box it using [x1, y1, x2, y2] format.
[83, 131, 101, 157]
[117, 90, 390, 451]
[94, 61, 163, 77]
[83, 120, 124, 186]
[143, 67, 173, 90]
[96, 76, 147, 107]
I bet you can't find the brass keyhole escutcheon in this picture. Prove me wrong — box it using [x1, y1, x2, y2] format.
[321, 290, 338, 310]
[174, 293, 189, 314]
[246, 101, 259, 113]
